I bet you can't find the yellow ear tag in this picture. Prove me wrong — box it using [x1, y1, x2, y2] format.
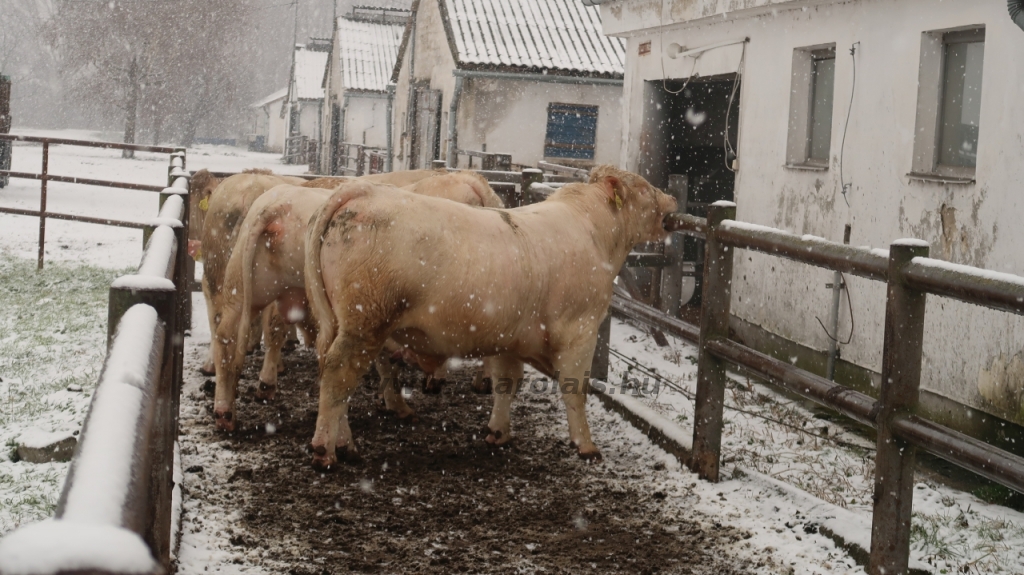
[199, 198, 209, 212]
[194, 247, 202, 261]
[614, 193, 623, 209]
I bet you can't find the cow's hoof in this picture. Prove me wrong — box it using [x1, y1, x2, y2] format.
[255, 381, 277, 401]
[483, 425, 511, 447]
[422, 376, 445, 394]
[310, 445, 337, 472]
[199, 364, 216, 377]
[214, 410, 235, 432]
[576, 444, 603, 462]
[471, 376, 493, 395]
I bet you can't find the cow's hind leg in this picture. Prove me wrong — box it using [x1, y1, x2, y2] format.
[257, 303, 286, 400]
[199, 279, 217, 376]
[423, 359, 449, 394]
[311, 334, 383, 471]
[484, 354, 524, 446]
[554, 343, 602, 461]
[374, 352, 416, 421]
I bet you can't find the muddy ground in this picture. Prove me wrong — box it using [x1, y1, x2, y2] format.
[176, 344, 762, 574]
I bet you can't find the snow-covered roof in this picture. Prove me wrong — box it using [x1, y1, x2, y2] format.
[251, 87, 288, 109]
[337, 16, 406, 92]
[441, 0, 625, 77]
[292, 46, 329, 100]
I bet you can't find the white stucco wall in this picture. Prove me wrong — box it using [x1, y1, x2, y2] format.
[344, 95, 389, 149]
[265, 100, 287, 154]
[456, 78, 622, 168]
[607, 0, 1024, 425]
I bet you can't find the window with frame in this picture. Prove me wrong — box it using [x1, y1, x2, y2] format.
[938, 30, 984, 169]
[911, 26, 985, 182]
[544, 103, 598, 160]
[785, 45, 836, 169]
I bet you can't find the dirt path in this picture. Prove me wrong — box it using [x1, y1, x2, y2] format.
[176, 341, 764, 574]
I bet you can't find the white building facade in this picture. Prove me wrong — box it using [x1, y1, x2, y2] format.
[319, 9, 408, 175]
[597, 0, 1024, 438]
[390, 0, 626, 171]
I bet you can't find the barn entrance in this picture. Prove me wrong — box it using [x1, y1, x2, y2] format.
[639, 73, 741, 315]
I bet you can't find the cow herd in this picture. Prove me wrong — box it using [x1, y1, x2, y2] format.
[187, 166, 677, 470]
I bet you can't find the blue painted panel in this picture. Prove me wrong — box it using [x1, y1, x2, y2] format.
[545, 104, 598, 160]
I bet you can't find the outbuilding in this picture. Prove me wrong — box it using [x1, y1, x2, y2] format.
[389, 0, 625, 171]
[247, 87, 287, 153]
[318, 7, 409, 175]
[284, 40, 330, 163]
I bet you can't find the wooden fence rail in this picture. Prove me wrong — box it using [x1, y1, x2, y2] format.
[0, 150, 190, 575]
[539, 188, 1024, 575]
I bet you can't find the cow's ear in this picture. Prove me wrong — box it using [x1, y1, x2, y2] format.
[600, 176, 626, 210]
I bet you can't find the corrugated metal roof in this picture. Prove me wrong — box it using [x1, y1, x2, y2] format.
[337, 17, 406, 92]
[293, 46, 329, 100]
[251, 87, 288, 108]
[442, 0, 624, 76]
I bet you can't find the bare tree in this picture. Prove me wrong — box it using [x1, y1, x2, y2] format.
[45, 0, 257, 153]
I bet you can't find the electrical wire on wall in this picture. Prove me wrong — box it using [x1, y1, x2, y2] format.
[723, 41, 746, 172]
[838, 42, 860, 206]
[659, 0, 701, 95]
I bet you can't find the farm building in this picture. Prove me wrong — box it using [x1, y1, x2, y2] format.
[593, 0, 1024, 443]
[389, 0, 625, 171]
[284, 40, 330, 163]
[247, 87, 287, 153]
[317, 7, 409, 175]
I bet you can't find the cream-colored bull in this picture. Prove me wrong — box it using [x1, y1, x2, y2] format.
[211, 172, 505, 430]
[197, 169, 444, 376]
[304, 166, 677, 470]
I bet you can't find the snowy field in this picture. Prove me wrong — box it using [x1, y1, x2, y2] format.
[0, 130, 306, 535]
[1, 130, 1022, 573]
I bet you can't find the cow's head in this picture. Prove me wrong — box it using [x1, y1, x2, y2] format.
[589, 165, 677, 245]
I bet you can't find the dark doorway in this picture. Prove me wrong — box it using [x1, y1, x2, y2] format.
[639, 74, 741, 313]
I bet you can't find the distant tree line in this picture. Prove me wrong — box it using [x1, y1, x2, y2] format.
[45, 0, 259, 154]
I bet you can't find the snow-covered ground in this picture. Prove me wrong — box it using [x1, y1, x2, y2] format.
[1, 130, 1022, 573]
[0, 131, 305, 536]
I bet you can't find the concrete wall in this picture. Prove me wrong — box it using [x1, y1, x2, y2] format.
[606, 0, 1024, 426]
[344, 95, 389, 149]
[456, 78, 622, 168]
[264, 99, 287, 154]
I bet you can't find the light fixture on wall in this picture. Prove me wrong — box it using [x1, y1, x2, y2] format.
[665, 37, 749, 60]
[666, 43, 686, 59]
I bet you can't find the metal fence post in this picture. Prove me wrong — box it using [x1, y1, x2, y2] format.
[356, 145, 366, 176]
[591, 313, 612, 382]
[869, 239, 929, 575]
[520, 168, 543, 207]
[689, 201, 737, 482]
[37, 141, 49, 270]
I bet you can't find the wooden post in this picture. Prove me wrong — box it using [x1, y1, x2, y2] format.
[660, 174, 689, 318]
[869, 239, 929, 575]
[520, 168, 543, 208]
[37, 141, 48, 270]
[689, 201, 737, 482]
[356, 145, 366, 176]
[431, 159, 448, 170]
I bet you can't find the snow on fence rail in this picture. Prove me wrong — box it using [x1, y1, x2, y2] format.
[0, 152, 191, 575]
[516, 188, 1024, 575]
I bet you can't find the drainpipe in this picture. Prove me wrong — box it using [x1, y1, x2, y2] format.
[445, 75, 464, 168]
[386, 83, 396, 172]
[825, 224, 852, 380]
[1011, 0, 1024, 30]
[336, 94, 350, 175]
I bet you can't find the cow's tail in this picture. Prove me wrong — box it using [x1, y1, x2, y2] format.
[232, 202, 278, 362]
[304, 183, 368, 361]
